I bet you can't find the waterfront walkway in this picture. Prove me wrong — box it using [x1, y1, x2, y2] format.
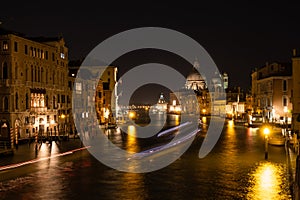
[0, 138, 84, 169]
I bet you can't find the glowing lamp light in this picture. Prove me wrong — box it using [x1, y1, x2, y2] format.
[283, 106, 288, 113]
[129, 111, 135, 119]
[104, 109, 110, 119]
[263, 127, 270, 136]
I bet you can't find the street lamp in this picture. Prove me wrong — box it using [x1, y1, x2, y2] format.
[59, 113, 66, 138]
[263, 127, 270, 160]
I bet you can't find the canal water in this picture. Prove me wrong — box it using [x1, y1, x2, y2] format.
[0, 115, 297, 200]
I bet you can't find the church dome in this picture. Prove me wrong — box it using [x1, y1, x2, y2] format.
[186, 68, 206, 90]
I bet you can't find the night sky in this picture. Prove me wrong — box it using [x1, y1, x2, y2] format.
[1, 2, 300, 104]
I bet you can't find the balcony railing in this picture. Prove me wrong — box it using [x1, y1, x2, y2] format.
[31, 107, 47, 114]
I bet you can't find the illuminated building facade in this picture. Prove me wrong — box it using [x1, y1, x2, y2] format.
[251, 62, 292, 123]
[69, 62, 118, 126]
[169, 59, 227, 116]
[0, 28, 70, 142]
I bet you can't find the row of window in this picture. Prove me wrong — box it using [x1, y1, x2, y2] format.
[1, 62, 66, 85]
[24, 115, 58, 125]
[2, 41, 66, 60]
[257, 79, 288, 93]
[257, 96, 289, 108]
[2, 93, 70, 112]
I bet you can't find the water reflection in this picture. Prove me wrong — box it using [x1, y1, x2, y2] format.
[0, 117, 295, 199]
[247, 161, 292, 199]
[126, 125, 140, 153]
[116, 172, 146, 200]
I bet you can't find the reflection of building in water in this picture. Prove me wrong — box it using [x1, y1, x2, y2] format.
[169, 58, 227, 116]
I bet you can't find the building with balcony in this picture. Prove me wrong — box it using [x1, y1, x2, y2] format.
[0, 28, 70, 142]
[251, 61, 292, 123]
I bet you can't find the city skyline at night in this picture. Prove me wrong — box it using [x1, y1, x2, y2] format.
[1, 3, 300, 198]
[1, 2, 300, 92]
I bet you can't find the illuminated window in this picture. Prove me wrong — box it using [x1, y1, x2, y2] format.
[60, 46, 65, 59]
[2, 41, 8, 50]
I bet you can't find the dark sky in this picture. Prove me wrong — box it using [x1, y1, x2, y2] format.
[1, 2, 300, 103]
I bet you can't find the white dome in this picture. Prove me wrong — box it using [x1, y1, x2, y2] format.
[186, 68, 206, 90]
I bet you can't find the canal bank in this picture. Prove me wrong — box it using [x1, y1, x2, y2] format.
[0, 121, 298, 199]
[0, 138, 84, 169]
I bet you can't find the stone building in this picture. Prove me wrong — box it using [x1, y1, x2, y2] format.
[169, 59, 227, 116]
[69, 60, 118, 126]
[251, 61, 292, 123]
[0, 28, 70, 142]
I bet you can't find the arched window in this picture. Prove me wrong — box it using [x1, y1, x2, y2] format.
[15, 92, 18, 109]
[26, 93, 29, 109]
[38, 67, 40, 82]
[25, 67, 28, 81]
[46, 69, 48, 84]
[283, 96, 288, 107]
[53, 96, 56, 109]
[31, 65, 34, 82]
[35, 66, 37, 82]
[41, 67, 44, 83]
[3, 62, 8, 79]
[46, 95, 49, 108]
[4, 97, 8, 111]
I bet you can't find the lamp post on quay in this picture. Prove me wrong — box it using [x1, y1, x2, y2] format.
[263, 127, 270, 160]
